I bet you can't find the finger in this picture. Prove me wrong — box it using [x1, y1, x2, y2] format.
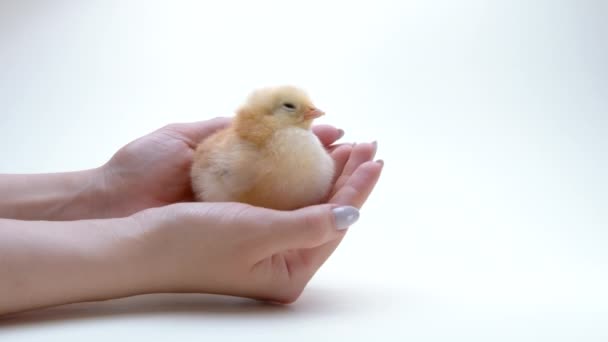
[330, 160, 383, 209]
[257, 204, 361, 256]
[166, 117, 232, 147]
[330, 142, 377, 198]
[326, 142, 352, 153]
[329, 144, 352, 189]
[300, 160, 383, 272]
[312, 125, 344, 147]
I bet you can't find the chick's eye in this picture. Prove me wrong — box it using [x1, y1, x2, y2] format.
[282, 103, 296, 111]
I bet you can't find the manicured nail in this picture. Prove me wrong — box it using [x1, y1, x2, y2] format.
[332, 206, 360, 230]
[371, 141, 378, 158]
[336, 129, 345, 139]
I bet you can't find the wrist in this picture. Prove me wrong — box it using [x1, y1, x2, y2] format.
[127, 204, 225, 294]
[59, 215, 160, 304]
[90, 215, 160, 298]
[67, 167, 114, 219]
[48, 167, 114, 220]
[126, 205, 189, 293]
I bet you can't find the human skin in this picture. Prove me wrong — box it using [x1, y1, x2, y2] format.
[0, 118, 383, 315]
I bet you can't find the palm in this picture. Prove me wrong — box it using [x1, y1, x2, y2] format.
[105, 127, 201, 214]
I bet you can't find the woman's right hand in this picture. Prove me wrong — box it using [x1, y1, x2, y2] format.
[132, 142, 382, 303]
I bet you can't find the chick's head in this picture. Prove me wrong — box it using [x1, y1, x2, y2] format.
[244, 85, 325, 129]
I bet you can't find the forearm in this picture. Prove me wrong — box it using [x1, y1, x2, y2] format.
[0, 168, 110, 220]
[0, 216, 153, 316]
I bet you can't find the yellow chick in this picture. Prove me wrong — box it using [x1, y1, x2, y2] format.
[190, 86, 335, 210]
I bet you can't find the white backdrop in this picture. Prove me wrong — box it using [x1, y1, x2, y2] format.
[0, 1, 607, 340]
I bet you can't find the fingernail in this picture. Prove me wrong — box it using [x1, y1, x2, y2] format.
[332, 206, 360, 230]
[376, 159, 384, 167]
[336, 129, 345, 139]
[371, 141, 378, 158]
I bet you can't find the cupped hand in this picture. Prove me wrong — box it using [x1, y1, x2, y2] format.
[100, 118, 345, 217]
[131, 142, 382, 303]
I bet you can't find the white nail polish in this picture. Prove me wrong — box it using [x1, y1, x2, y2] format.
[332, 206, 360, 230]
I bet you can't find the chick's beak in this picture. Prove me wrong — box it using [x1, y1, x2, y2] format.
[304, 107, 325, 120]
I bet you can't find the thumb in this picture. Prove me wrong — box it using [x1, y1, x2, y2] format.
[265, 205, 360, 253]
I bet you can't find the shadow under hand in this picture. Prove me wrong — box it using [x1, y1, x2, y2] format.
[0, 286, 389, 330]
[0, 293, 288, 328]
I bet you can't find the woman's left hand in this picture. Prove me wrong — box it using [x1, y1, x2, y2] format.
[99, 117, 346, 217]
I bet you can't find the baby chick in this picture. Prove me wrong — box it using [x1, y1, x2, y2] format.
[190, 86, 335, 210]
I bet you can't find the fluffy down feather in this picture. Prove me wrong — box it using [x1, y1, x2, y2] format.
[190, 86, 334, 210]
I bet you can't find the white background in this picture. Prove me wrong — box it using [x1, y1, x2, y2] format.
[1, 0, 607, 340]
